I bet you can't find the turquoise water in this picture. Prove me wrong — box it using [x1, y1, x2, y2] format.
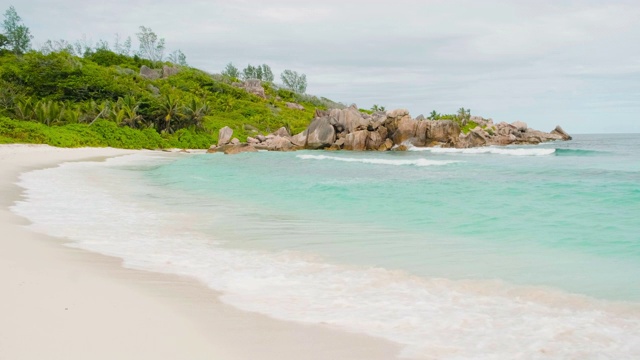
[12, 134, 640, 358]
[146, 134, 640, 301]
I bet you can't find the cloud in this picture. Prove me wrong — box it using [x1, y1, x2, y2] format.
[5, 0, 640, 133]
[258, 6, 332, 23]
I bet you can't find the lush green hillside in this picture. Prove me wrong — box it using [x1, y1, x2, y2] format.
[0, 49, 339, 149]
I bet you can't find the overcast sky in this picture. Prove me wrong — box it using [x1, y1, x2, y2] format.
[4, 0, 640, 133]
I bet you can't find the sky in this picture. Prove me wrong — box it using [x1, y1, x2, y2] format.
[3, 0, 640, 133]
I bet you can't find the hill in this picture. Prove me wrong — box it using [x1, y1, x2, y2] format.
[0, 49, 341, 149]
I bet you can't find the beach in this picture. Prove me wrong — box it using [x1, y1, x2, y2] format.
[0, 145, 400, 360]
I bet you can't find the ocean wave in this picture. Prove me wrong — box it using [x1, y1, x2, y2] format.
[409, 146, 556, 156]
[11, 154, 640, 359]
[296, 154, 460, 166]
[555, 148, 603, 156]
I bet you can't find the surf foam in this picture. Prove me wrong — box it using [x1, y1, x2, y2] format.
[296, 154, 460, 167]
[409, 146, 556, 156]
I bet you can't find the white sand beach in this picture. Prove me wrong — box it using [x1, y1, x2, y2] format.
[0, 144, 399, 360]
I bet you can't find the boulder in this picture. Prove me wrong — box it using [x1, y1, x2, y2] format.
[285, 102, 305, 110]
[378, 138, 394, 151]
[391, 117, 418, 145]
[459, 129, 487, 148]
[261, 136, 294, 151]
[329, 107, 369, 133]
[224, 144, 258, 155]
[242, 79, 266, 99]
[427, 120, 460, 144]
[147, 84, 160, 95]
[415, 114, 425, 121]
[162, 65, 179, 78]
[366, 131, 385, 150]
[551, 125, 572, 140]
[488, 134, 517, 146]
[413, 120, 430, 146]
[247, 136, 260, 145]
[343, 130, 368, 151]
[512, 121, 528, 132]
[305, 117, 336, 149]
[386, 109, 410, 119]
[218, 126, 233, 146]
[271, 127, 291, 138]
[290, 132, 307, 147]
[140, 65, 161, 80]
[230, 138, 240, 145]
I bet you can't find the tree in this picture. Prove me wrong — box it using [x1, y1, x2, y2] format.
[242, 64, 274, 82]
[2, 6, 32, 55]
[221, 62, 240, 79]
[168, 50, 188, 66]
[136, 26, 165, 62]
[371, 104, 386, 112]
[113, 34, 132, 56]
[428, 110, 440, 120]
[74, 34, 93, 57]
[260, 64, 274, 82]
[0, 33, 8, 49]
[457, 107, 470, 120]
[280, 69, 307, 94]
[40, 39, 74, 55]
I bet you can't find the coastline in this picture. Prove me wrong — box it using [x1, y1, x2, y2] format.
[0, 144, 400, 360]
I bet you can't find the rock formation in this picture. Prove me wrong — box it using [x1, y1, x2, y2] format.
[208, 107, 571, 155]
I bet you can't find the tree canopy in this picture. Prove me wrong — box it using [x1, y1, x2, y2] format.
[2, 6, 32, 54]
[281, 70, 307, 94]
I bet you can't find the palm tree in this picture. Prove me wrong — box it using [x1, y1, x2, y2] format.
[428, 110, 440, 120]
[14, 97, 34, 120]
[89, 100, 111, 125]
[157, 94, 181, 133]
[181, 97, 210, 130]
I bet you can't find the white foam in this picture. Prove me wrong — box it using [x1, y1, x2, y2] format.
[296, 154, 460, 167]
[409, 146, 556, 156]
[11, 154, 640, 359]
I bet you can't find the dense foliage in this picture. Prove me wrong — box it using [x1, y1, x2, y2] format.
[0, 48, 335, 148]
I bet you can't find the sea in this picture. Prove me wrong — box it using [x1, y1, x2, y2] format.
[11, 134, 640, 359]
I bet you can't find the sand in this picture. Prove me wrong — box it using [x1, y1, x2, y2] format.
[0, 144, 400, 360]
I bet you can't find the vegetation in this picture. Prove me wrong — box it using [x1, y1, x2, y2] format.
[0, 5, 324, 149]
[2, 6, 31, 55]
[241, 64, 274, 82]
[281, 69, 307, 94]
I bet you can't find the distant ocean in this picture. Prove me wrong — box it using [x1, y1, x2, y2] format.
[13, 134, 640, 358]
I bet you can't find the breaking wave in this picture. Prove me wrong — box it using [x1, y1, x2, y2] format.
[408, 146, 556, 156]
[296, 154, 460, 166]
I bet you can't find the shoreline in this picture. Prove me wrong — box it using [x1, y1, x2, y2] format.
[0, 144, 400, 360]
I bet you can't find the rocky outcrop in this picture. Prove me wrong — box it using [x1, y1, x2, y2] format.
[343, 130, 368, 151]
[162, 65, 180, 78]
[238, 79, 266, 99]
[551, 125, 572, 140]
[459, 128, 487, 148]
[303, 117, 336, 149]
[140, 65, 161, 80]
[218, 126, 233, 146]
[207, 106, 571, 154]
[286, 102, 305, 110]
[223, 144, 258, 155]
[427, 120, 460, 146]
